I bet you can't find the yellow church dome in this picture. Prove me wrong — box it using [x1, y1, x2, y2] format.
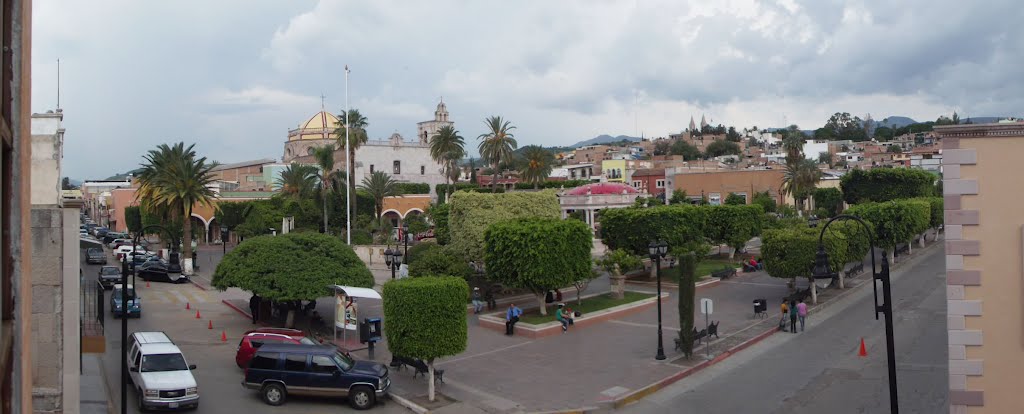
[288, 111, 340, 141]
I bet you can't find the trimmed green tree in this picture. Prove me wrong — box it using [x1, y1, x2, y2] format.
[598, 205, 708, 256]
[125, 206, 143, 235]
[828, 220, 872, 288]
[839, 168, 937, 204]
[211, 232, 374, 327]
[409, 245, 473, 279]
[724, 192, 746, 205]
[677, 252, 696, 358]
[448, 191, 560, 262]
[705, 205, 763, 258]
[751, 191, 777, 213]
[484, 218, 592, 315]
[426, 203, 451, 245]
[761, 226, 847, 303]
[812, 187, 843, 217]
[382, 276, 468, 402]
[845, 200, 928, 263]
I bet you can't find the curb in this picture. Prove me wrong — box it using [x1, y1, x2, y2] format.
[606, 325, 778, 409]
[477, 292, 670, 339]
[626, 277, 720, 290]
[531, 407, 601, 414]
[221, 299, 253, 320]
[387, 393, 429, 414]
[187, 277, 208, 291]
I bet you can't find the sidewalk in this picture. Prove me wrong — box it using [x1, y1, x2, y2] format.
[81, 354, 110, 414]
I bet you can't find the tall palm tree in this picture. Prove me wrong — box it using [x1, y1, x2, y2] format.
[518, 145, 554, 189]
[135, 142, 217, 275]
[311, 145, 336, 233]
[477, 116, 517, 193]
[275, 163, 318, 199]
[781, 159, 822, 213]
[334, 109, 369, 218]
[429, 125, 466, 200]
[358, 171, 400, 220]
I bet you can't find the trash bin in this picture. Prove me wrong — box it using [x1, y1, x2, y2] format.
[753, 299, 767, 318]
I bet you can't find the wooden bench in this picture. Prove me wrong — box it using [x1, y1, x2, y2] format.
[712, 267, 737, 280]
[673, 322, 719, 351]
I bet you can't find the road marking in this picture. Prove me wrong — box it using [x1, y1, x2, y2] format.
[608, 320, 681, 331]
[435, 340, 533, 366]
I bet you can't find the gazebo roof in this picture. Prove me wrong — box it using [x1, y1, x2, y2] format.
[565, 182, 639, 196]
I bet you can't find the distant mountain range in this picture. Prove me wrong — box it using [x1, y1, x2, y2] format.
[569, 134, 642, 148]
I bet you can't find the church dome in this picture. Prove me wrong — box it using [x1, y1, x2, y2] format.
[289, 111, 340, 141]
[566, 182, 639, 196]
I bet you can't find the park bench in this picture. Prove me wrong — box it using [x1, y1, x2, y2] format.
[712, 267, 737, 280]
[673, 322, 719, 351]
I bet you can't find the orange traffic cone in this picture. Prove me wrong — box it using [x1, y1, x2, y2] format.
[186, 302, 190, 310]
[858, 338, 867, 357]
[208, 320, 213, 330]
[220, 331, 227, 342]
[195, 310, 201, 319]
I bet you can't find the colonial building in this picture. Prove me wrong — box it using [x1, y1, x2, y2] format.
[209, 158, 277, 192]
[558, 182, 645, 234]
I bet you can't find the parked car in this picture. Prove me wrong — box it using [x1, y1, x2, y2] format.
[98, 266, 122, 289]
[242, 343, 389, 409]
[235, 328, 319, 368]
[127, 252, 155, 270]
[128, 332, 199, 411]
[103, 232, 128, 244]
[94, 227, 109, 238]
[114, 245, 147, 261]
[110, 238, 131, 249]
[110, 284, 141, 318]
[85, 248, 107, 264]
[138, 260, 186, 283]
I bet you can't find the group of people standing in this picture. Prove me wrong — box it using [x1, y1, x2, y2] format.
[780, 298, 808, 333]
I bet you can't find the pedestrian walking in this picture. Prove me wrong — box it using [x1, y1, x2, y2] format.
[797, 299, 808, 332]
[779, 299, 789, 331]
[471, 287, 485, 314]
[505, 303, 522, 335]
[789, 299, 798, 334]
[249, 294, 260, 324]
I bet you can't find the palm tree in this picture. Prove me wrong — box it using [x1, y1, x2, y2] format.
[358, 171, 400, 220]
[477, 116, 518, 192]
[518, 145, 554, 189]
[781, 159, 822, 213]
[429, 125, 466, 200]
[782, 132, 805, 165]
[135, 142, 218, 275]
[334, 109, 369, 218]
[275, 163, 318, 199]
[311, 145, 336, 233]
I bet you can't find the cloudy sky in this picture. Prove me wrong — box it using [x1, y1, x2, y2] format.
[33, 0, 1024, 180]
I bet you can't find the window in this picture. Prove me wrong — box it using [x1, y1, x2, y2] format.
[421, 166, 425, 175]
[369, 164, 374, 174]
[393, 161, 401, 175]
[245, 176, 263, 182]
[250, 353, 279, 370]
[283, 354, 308, 372]
[310, 355, 338, 373]
[632, 181, 642, 188]
[656, 180, 665, 188]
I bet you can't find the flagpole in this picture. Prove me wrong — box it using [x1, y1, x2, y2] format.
[345, 65, 352, 245]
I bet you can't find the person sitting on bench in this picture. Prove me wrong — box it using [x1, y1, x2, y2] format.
[556, 303, 574, 332]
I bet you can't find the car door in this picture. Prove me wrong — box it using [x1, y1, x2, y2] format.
[128, 345, 142, 385]
[307, 355, 347, 397]
[281, 353, 311, 394]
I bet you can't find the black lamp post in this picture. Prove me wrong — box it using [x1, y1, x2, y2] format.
[810, 214, 898, 413]
[401, 223, 410, 264]
[122, 225, 167, 414]
[648, 240, 668, 361]
[383, 246, 402, 279]
[221, 227, 228, 255]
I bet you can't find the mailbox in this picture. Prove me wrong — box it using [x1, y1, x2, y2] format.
[359, 317, 382, 344]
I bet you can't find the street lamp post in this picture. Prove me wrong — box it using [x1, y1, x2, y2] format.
[648, 240, 668, 361]
[810, 214, 898, 413]
[383, 247, 402, 279]
[402, 223, 410, 264]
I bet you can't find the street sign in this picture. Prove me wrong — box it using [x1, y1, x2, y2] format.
[700, 298, 713, 315]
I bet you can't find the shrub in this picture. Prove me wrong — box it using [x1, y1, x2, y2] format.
[448, 191, 560, 261]
[396, 182, 430, 195]
[513, 179, 591, 190]
[724, 193, 747, 205]
[409, 245, 472, 279]
[599, 205, 709, 256]
[845, 200, 930, 249]
[751, 191, 777, 213]
[812, 187, 843, 217]
[840, 168, 937, 204]
[595, 249, 643, 274]
[761, 226, 847, 301]
[426, 203, 450, 245]
[406, 241, 441, 264]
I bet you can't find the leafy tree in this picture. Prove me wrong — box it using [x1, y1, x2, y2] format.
[395, 183, 430, 194]
[406, 241, 440, 264]
[359, 171, 400, 220]
[670, 140, 702, 160]
[653, 140, 671, 156]
[812, 188, 843, 217]
[382, 276, 468, 402]
[517, 145, 555, 189]
[668, 190, 690, 205]
[484, 218, 592, 315]
[125, 206, 142, 235]
[595, 249, 642, 300]
[846, 200, 930, 261]
[839, 168, 936, 204]
[426, 203, 451, 245]
[214, 201, 253, 242]
[761, 226, 847, 302]
[468, 158, 478, 184]
[334, 109, 370, 219]
[817, 151, 833, 166]
[824, 112, 869, 142]
[726, 126, 742, 142]
[598, 205, 708, 256]
[448, 191, 560, 261]
[409, 245, 472, 279]
[212, 232, 373, 327]
[429, 125, 466, 200]
[477, 116, 518, 193]
[935, 115, 955, 126]
[751, 191, 776, 213]
[677, 252, 696, 358]
[404, 213, 429, 235]
[873, 126, 894, 141]
[633, 196, 664, 208]
[724, 193, 746, 206]
[747, 136, 760, 148]
[706, 205, 763, 258]
[704, 140, 742, 158]
[61, 177, 78, 190]
[813, 127, 836, 141]
[887, 145, 902, 153]
[136, 142, 217, 274]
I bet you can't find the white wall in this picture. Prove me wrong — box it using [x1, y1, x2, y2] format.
[353, 140, 447, 197]
[803, 142, 830, 160]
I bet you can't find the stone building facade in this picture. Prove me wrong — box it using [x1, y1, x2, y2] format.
[209, 158, 276, 192]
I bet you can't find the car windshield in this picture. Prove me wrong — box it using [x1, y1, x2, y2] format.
[333, 351, 354, 370]
[101, 267, 120, 276]
[113, 288, 136, 300]
[298, 337, 317, 345]
[141, 353, 188, 372]
[87, 248, 102, 255]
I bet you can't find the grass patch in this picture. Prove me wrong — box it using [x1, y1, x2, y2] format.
[517, 291, 654, 325]
[658, 259, 738, 283]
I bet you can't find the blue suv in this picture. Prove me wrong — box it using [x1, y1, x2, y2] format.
[242, 344, 389, 410]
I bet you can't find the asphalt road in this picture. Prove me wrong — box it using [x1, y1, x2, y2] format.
[620, 246, 949, 414]
[81, 250, 410, 414]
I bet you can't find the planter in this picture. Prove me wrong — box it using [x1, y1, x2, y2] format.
[477, 291, 667, 339]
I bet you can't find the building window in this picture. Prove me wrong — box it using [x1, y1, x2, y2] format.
[632, 181, 642, 188]
[655, 179, 665, 188]
[393, 161, 401, 175]
[421, 166, 425, 175]
[370, 164, 374, 174]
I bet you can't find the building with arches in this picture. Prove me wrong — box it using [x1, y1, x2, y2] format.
[558, 182, 646, 234]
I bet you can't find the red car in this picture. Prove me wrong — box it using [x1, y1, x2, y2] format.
[235, 328, 318, 368]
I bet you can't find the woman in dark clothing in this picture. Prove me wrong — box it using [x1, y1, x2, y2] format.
[789, 299, 798, 334]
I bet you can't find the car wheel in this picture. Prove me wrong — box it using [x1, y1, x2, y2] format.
[348, 386, 375, 410]
[261, 383, 286, 406]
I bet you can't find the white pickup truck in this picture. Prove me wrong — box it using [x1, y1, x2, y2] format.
[127, 332, 199, 411]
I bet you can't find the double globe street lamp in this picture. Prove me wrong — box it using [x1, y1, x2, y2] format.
[810, 214, 898, 413]
[383, 246, 403, 279]
[648, 240, 669, 361]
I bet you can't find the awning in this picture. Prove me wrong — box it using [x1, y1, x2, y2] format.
[80, 237, 105, 249]
[328, 285, 382, 300]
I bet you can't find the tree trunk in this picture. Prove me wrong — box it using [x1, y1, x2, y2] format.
[609, 267, 625, 300]
[427, 360, 436, 402]
[323, 190, 329, 234]
[678, 253, 697, 358]
[727, 247, 735, 260]
[887, 249, 895, 265]
[535, 292, 547, 316]
[906, 240, 913, 254]
[576, 286, 584, 306]
[918, 233, 926, 248]
[492, 168, 500, 193]
[838, 270, 845, 289]
[285, 309, 296, 329]
[183, 207, 194, 276]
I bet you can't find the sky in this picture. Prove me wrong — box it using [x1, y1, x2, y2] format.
[33, 0, 1024, 180]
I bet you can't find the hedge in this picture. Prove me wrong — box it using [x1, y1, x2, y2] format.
[761, 226, 847, 296]
[840, 168, 937, 204]
[448, 191, 560, 261]
[409, 244, 472, 279]
[706, 204, 763, 253]
[435, 184, 505, 203]
[845, 199, 930, 249]
[598, 205, 709, 256]
[813, 187, 843, 217]
[396, 182, 431, 195]
[484, 218, 592, 315]
[426, 203, 450, 245]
